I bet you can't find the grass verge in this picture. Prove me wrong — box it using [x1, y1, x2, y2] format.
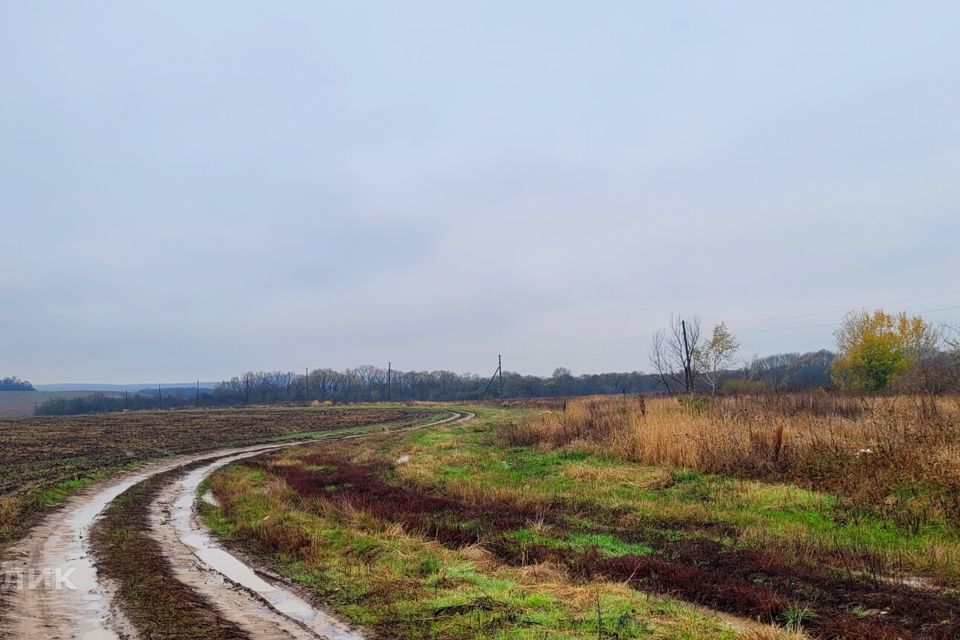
[203, 406, 804, 640]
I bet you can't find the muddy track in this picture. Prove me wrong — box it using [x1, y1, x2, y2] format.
[0, 410, 472, 640]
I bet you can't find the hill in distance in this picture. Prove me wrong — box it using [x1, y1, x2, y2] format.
[35, 382, 220, 392]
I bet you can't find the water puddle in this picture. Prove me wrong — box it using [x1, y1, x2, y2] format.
[54, 468, 160, 639]
[3, 411, 467, 639]
[170, 455, 364, 640]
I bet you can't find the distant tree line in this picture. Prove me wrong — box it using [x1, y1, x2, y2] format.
[35, 387, 206, 416]
[647, 312, 960, 395]
[743, 350, 837, 391]
[209, 366, 670, 405]
[647, 315, 830, 394]
[34, 310, 960, 416]
[33, 354, 851, 416]
[0, 376, 35, 391]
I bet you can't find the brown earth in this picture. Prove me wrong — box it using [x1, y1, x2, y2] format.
[91, 462, 252, 639]
[1, 412, 466, 640]
[0, 407, 431, 546]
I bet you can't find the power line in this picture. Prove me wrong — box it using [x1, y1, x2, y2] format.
[526, 287, 960, 365]
[734, 288, 960, 325]
[739, 320, 843, 334]
[739, 303, 960, 334]
[526, 299, 960, 365]
[917, 303, 960, 315]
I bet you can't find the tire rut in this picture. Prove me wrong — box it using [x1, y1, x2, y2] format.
[0, 411, 471, 640]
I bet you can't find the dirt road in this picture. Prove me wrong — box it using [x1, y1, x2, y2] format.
[0, 410, 472, 639]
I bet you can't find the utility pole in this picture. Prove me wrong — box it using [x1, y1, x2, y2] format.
[387, 361, 392, 401]
[481, 355, 502, 400]
[498, 354, 503, 399]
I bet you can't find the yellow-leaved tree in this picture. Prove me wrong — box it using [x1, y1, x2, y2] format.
[832, 309, 939, 392]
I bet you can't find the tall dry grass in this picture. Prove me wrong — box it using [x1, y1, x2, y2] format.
[0, 496, 19, 540]
[502, 393, 960, 529]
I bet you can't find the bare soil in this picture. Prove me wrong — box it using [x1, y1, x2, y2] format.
[0, 409, 447, 640]
[0, 408, 430, 546]
[91, 463, 251, 639]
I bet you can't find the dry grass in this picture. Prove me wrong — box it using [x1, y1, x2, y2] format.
[502, 394, 960, 528]
[562, 463, 672, 490]
[207, 455, 805, 640]
[0, 498, 18, 541]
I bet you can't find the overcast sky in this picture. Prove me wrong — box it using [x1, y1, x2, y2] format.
[2, 2, 959, 383]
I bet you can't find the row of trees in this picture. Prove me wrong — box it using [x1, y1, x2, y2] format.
[34, 369, 672, 414]
[30, 346, 865, 416]
[745, 350, 836, 390]
[33, 391, 201, 415]
[31, 310, 960, 415]
[210, 367, 669, 405]
[187, 332, 855, 406]
[0, 376, 34, 391]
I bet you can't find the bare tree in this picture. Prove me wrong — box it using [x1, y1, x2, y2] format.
[944, 324, 960, 391]
[648, 315, 702, 393]
[945, 324, 960, 351]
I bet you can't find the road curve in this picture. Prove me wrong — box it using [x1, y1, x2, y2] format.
[0, 410, 472, 640]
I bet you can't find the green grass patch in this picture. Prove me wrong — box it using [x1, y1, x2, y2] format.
[201, 407, 750, 639]
[508, 528, 654, 558]
[416, 408, 960, 586]
[37, 469, 115, 507]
